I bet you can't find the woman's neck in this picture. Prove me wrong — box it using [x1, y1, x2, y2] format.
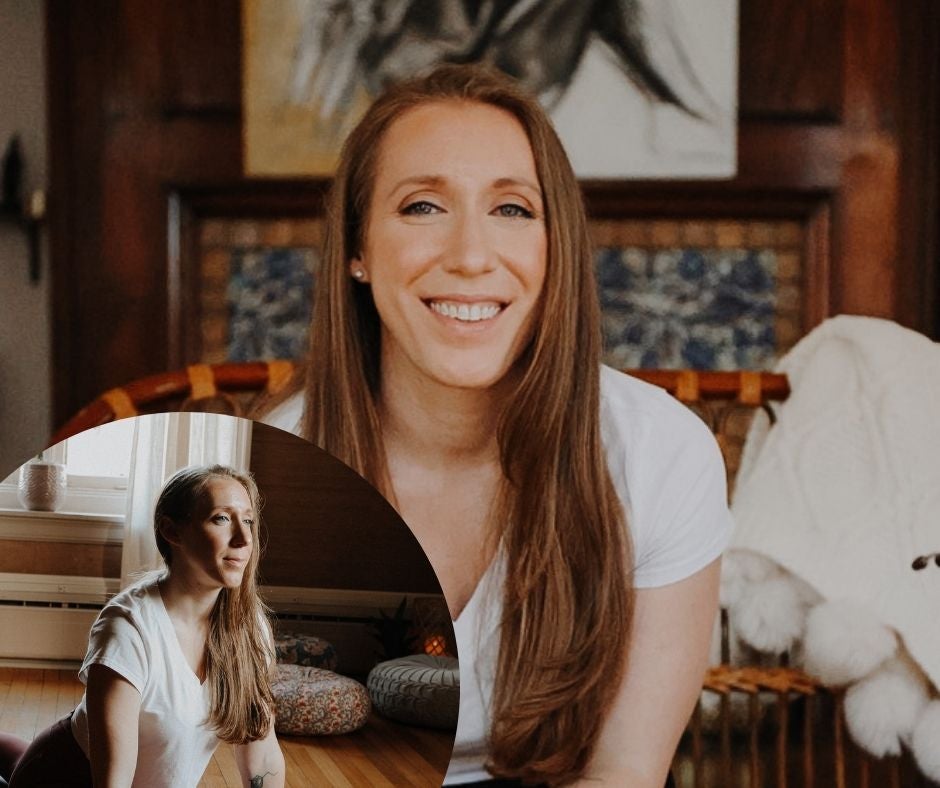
[158, 571, 220, 627]
[379, 362, 511, 468]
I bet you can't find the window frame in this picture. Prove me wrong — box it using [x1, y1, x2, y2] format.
[0, 432, 130, 524]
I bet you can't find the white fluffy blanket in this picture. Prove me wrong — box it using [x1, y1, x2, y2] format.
[725, 315, 940, 775]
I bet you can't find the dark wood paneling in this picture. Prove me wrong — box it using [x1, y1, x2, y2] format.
[896, 0, 940, 332]
[48, 1, 110, 430]
[170, 181, 330, 365]
[0, 540, 121, 577]
[739, 0, 845, 122]
[160, 1, 243, 113]
[48, 0, 245, 426]
[249, 423, 441, 594]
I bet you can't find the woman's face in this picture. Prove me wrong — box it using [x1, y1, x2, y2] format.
[166, 477, 255, 590]
[354, 100, 547, 391]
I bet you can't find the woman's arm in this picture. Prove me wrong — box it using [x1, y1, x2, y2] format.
[86, 664, 142, 788]
[576, 558, 721, 787]
[232, 718, 285, 788]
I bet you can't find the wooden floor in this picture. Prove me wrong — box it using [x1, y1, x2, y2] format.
[0, 668, 452, 787]
[0, 668, 84, 741]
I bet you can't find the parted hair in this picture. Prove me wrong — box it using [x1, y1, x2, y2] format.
[296, 63, 633, 785]
[154, 464, 274, 744]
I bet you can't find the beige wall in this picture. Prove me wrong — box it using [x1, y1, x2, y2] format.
[0, 0, 51, 475]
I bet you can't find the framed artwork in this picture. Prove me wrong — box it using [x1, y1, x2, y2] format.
[242, 0, 738, 179]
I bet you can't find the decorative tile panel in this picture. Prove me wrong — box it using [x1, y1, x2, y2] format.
[197, 219, 322, 364]
[196, 217, 804, 372]
[227, 247, 316, 361]
[596, 247, 777, 370]
[591, 218, 803, 371]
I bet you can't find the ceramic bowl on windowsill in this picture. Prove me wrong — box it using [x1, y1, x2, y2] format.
[18, 460, 68, 512]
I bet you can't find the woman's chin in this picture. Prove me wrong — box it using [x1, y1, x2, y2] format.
[420, 354, 519, 391]
[217, 565, 248, 588]
[222, 572, 247, 589]
[385, 329, 531, 393]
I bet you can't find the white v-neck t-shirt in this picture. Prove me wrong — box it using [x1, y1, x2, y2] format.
[264, 365, 734, 784]
[71, 579, 219, 788]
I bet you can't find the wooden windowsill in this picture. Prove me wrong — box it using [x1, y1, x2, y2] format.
[0, 508, 123, 544]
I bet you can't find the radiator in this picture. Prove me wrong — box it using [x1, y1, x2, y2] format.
[0, 577, 444, 672]
[0, 573, 117, 663]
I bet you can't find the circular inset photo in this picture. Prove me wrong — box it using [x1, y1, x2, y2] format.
[0, 414, 455, 788]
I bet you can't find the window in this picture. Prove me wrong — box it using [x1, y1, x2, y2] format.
[0, 420, 135, 516]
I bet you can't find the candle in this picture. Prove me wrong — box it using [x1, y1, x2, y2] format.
[423, 634, 447, 657]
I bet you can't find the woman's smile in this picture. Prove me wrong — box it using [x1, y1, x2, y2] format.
[423, 295, 509, 337]
[425, 298, 505, 324]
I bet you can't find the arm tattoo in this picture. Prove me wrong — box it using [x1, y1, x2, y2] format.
[249, 772, 276, 788]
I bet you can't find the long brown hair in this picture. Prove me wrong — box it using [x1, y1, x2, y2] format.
[154, 464, 274, 744]
[301, 64, 632, 785]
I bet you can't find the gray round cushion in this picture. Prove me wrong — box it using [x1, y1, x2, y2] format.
[367, 655, 459, 730]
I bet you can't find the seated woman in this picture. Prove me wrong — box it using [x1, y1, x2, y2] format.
[2, 464, 284, 788]
[264, 64, 730, 787]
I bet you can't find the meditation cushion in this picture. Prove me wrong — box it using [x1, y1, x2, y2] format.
[272, 664, 370, 736]
[274, 632, 338, 671]
[367, 655, 459, 730]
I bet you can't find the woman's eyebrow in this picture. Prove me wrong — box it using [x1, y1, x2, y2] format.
[213, 505, 252, 514]
[491, 176, 542, 196]
[386, 174, 542, 199]
[386, 174, 447, 198]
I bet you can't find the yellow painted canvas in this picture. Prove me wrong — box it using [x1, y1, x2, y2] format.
[243, 0, 373, 176]
[243, 0, 738, 179]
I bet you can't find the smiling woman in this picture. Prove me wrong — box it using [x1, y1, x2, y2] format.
[2, 465, 285, 788]
[350, 101, 547, 393]
[263, 64, 730, 788]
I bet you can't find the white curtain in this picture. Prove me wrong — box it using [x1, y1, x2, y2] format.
[120, 413, 253, 588]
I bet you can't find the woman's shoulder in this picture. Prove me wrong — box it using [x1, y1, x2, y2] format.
[599, 365, 732, 586]
[599, 364, 716, 455]
[97, 577, 161, 626]
[81, 579, 158, 690]
[260, 391, 304, 436]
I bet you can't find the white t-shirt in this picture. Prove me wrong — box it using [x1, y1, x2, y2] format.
[71, 579, 220, 788]
[264, 364, 734, 784]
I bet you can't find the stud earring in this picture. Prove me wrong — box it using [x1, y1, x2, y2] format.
[352, 268, 365, 280]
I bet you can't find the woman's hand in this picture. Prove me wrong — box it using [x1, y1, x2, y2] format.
[233, 717, 285, 788]
[86, 664, 142, 788]
[575, 558, 721, 787]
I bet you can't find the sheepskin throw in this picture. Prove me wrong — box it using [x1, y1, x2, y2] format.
[726, 315, 940, 777]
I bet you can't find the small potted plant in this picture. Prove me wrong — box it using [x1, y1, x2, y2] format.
[368, 597, 419, 660]
[18, 451, 67, 511]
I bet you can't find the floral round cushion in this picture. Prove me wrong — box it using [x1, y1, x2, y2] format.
[272, 664, 371, 736]
[367, 655, 459, 730]
[274, 632, 338, 671]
